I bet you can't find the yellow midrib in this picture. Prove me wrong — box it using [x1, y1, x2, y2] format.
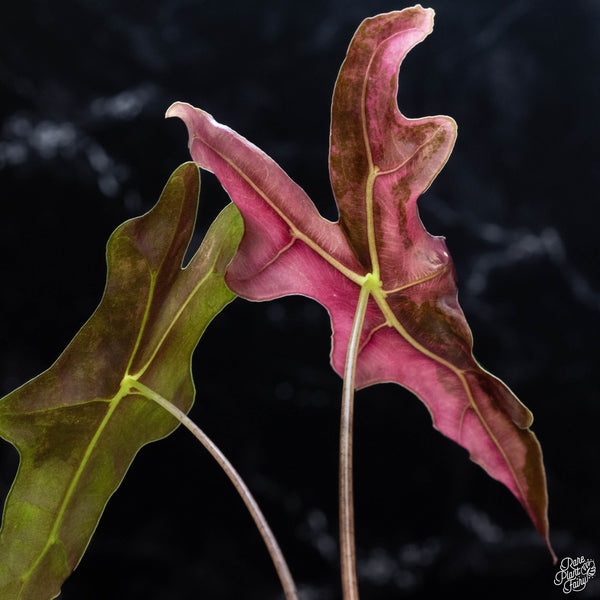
[18, 216, 226, 594]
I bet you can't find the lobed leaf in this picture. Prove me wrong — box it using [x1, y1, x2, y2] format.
[167, 6, 554, 558]
[0, 163, 243, 599]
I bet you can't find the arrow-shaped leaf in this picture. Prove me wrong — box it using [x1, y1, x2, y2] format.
[167, 6, 554, 558]
[0, 162, 243, 599]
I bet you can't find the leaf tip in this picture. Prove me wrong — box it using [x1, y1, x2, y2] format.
[413, 4, 435, 18]
[549, 539, 558, 565]
[165, 101, 190, 120]
[405, 4, 436, 30]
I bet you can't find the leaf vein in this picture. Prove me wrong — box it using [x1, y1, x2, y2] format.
[200, 138, 366, 286]
[383, 263, 450, 294]
[373, 291, 526, 502]
[376, 125, 445, 177]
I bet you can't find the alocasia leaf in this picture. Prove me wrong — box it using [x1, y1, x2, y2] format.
[167, 6, 555, 559]
[0, 162, 243, 599]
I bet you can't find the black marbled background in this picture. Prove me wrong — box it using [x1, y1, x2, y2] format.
[0, 1, 598, 599]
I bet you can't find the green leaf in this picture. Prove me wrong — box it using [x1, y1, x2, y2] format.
[0, 162, 243, 599]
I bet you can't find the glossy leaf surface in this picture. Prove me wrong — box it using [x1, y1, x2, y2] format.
[0, 163, 243, 599]
[168, 6, 554, 556]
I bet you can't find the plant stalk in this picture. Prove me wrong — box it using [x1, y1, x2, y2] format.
[339, 284, 371, 600]
[128, 378, 299, 600]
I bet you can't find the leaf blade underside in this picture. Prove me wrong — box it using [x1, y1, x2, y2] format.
[0, 163, 243, 599]
[168, 6, 554, 559]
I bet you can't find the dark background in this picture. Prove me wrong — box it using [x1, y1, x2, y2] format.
[1, 0, 599, 598]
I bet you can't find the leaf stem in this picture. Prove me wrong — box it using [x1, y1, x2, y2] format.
[126, 378, 299, 600]
[339, 282, 371, 600]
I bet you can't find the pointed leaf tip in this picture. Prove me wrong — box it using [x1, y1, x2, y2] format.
[166, 100, 187, 120]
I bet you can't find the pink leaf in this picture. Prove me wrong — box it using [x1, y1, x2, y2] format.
[167, 5, 554, 560]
